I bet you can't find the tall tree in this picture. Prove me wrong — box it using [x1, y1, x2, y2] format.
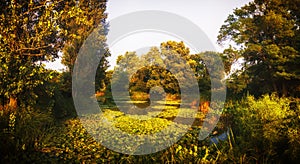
[0, 0, 68, 153]
[58, 0, 109, 94]
[140, 46, 179, 94]
[0, 0, 63, 108]
[189, 51, 226, 101]
[111, 52, 141, 94]
[160, 41, 199, 95]
[218, 0, 300, 97]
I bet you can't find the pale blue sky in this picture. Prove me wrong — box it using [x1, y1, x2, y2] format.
[45, 0, 252, 71]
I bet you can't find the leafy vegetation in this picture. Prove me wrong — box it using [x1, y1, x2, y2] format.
[224, 94, 300, 163]
[218, 0, 300, 98]
[1, 0, 300, 163]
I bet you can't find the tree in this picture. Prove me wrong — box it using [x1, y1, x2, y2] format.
[58, 0, 109, 94]
[0, 0, 63, 109]
[218, 0, 300, 97]
[141, 47, 164, 66]
[111, 52, 141, 95]
[189, 51, 226, 101]
[140, 46, 180, 95]
[160, 41, 197, 95]
[113, 41, 216, 99]
[0, 0, 68, 154]
[160, 41, 190, 58]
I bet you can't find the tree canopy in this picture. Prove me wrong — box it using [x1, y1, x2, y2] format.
[0, 0, 64, 108]
[111, 41, 225, 101]
[0, 0, 109, 107]
[218, 0, 300, 97]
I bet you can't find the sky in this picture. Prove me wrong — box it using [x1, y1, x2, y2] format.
[45, 0, 252, 71]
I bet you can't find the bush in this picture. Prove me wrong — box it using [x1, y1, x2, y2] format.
[0, 105, 54, 162]
[130, 91, 149, 101]
[227, 94, 300, 162]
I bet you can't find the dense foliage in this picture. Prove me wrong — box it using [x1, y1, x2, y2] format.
[218, 0, 300, 97]
[112, 41, 223, 101]
[1, 0, 300, 163]
[225, 94, 300, 163]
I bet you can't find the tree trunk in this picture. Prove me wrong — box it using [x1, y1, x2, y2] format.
[9, 96, 17, 110]
[272, 81, 278, 94]
[282, 82, 287, 97]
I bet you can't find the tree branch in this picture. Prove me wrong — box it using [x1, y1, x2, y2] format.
[15, 45, 52, 52]
[20, 53, 44, 57]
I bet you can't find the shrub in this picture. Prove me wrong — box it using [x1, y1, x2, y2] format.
[0, 105, 54, 162]
[227, 94, 299, 162]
